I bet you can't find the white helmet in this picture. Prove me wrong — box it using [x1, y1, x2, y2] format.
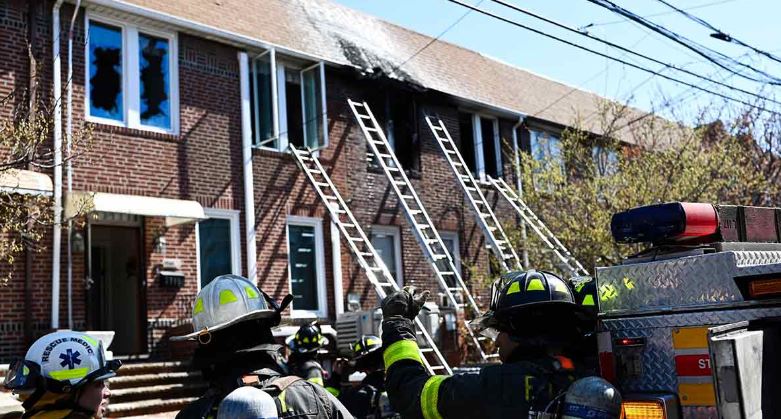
[171, 274, 290, 342]
[217, 386, 279, 419]
[4, 330, 120, 394]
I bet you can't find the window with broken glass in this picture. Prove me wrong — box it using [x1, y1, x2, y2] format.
[455, 113, 503, 181]
[86, 16, 178, 133]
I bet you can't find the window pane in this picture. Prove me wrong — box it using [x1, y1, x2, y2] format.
[370, 233, 397, 282]
[138, 33, 171, 129]
[199, 219, 232, 287]
[88, 21, 123, 121]
[301, 66, 324, 149]
[458, 113, 477, 176]
[251, 54, 275, 148]
[480, 118, 501, 177]
[288, 224, 319, 311]
[593, 146, 618, 177]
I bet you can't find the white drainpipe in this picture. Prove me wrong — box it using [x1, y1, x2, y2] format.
[512, 115, 529, 268]
[51, 0, 65, 330]
[66, 0, 81, 330]
[330, 215, 344, 316]
[238, 52, 258, 282]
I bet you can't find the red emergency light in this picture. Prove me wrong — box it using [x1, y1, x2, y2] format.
[611, 202, 718, 244]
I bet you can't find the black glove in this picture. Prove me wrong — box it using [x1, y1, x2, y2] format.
[381, 286, 430, 320]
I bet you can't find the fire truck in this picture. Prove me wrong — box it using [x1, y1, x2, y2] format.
[595, 202, 781, 419]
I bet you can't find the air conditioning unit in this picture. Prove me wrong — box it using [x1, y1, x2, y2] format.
[334, 309, 382, 356]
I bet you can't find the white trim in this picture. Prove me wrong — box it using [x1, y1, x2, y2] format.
[300, 62, 328, 151]
[319, 61, 329, 149]
[238, 52, 258, 283]
[440, 231, 462, 277]
[330, 217, 344, 315]
[370, 225, 403, 287]
[85, 13, 180, 134]
[277, 64, 289, 152]
[492, 118, 502, 177]
[286, 216, 328, 319]
[250, 49, 281, 152]
[471, 114, 486, 182]
[196, 208, 242, 290]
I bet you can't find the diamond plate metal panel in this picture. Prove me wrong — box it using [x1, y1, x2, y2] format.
[596, 251, 781, 313]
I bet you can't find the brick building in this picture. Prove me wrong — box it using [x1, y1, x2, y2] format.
[0, 0, 639, 362]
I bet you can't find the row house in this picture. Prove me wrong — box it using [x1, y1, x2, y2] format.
[0, 0, 638, 362]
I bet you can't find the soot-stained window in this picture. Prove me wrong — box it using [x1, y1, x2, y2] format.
[88, 21, 123, 122]
[138, 34, 171, 129]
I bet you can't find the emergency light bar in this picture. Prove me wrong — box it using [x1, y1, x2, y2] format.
[611, 202, 718, 244]
[612, 202, 781, 245]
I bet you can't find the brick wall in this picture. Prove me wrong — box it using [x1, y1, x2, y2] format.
[0, 0, 525, 361]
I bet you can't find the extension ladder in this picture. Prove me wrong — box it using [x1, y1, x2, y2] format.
[289, 144, 453, 375]
[490, 177, 588, 276]
[348, 99, 495, 361]
[424, 115, 523, 272]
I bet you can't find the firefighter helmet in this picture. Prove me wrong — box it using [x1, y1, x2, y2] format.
[351, 335, 382, 360]
[471, 270, 580, 338]
[286, 321, 329, 354]
[217, 386, 279, 419]
[561, 377, 623, 419]
[171, 274, 280, 342]
[570, 276, 598, 314]
[4, 331, 120, 394]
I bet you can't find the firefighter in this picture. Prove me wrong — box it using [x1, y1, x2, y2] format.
[336, 335, 398, 419]
[3, 330, 121, 418]
[171, 274, 352, 419]
[285, 321, 332, 388]
[380, 270, 592, 418]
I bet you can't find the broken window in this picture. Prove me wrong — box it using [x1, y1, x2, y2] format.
[88, 21, 123, 122]
[138, 33, 170, 129]
[86, 16, 178, 133]
[365, 90, 421, 172]
[457, 112, 477, 176]
[250, 50, 277, 148]
[478, 117, 502, 179]
[285, 69, 305, 148]
[301, 63, 327, 149]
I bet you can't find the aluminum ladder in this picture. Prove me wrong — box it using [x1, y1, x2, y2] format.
[289, 144, 453, 375]
[424, 115, 523, 273]
[490, 177, 588, 276]
[347, 99, 496, 361]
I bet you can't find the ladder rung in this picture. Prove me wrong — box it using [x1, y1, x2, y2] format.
[440, 271, 455, 275]
[359, 252, 373, 257]
[387, 166, 400, 172]
[444, 149, 457, 154]
[432, 125, 445, 132]
[425, 239, 438, 245]
[315, 182, 329, 187]
[420, 348, 434, 353]
[393, 181, 407, 186]
[365, 127, 379, 132]
[502, 254, 514, 259]
[465, 186, 477, 192]
[299, 156, 313, 161]
[377, 153, 392, 159]
[335, 209, 347, 214]
[452, 162, 463, 167]
[342, 223, 355, 228]
[358, 114, 372, 119]
[448, 287, 461, 292]
[416, 224, 431, 230]
[377, 282, 396, 288]
[485, 354, 500, 358]
[479, 213, 491, 218]
[409, 210, 423, 215]
[477, 336, 488, 341]
[400, 195, 413, 200]
[347, 236, 364, 242]
[432, 254, 447, 260]
[324, 195, 338, 200]
[369, 266, 384, 271]
[430, 365, 446, 371]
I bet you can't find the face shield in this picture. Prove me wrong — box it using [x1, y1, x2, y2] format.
[3, 359, 38, 391]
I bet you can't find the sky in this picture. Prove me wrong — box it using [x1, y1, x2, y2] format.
[331, 0, 781, 123]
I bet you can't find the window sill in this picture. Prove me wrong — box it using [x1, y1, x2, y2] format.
[89, 122, 180, 142]
[252, 147, 294, 159]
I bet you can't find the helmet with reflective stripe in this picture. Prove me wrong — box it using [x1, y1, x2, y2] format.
[285, 321, 329, 354]
[351, 335, 382, 360]
[570, 276, 598, 315]
[471, 269, 580, 337]
[4, 331, 120, 394]
[171, 274, 278, 341]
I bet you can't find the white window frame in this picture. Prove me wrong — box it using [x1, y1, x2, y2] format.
[440, 231, 462, 277]
[286, 216, 328, 319]
[251, 49, 280, 151]
[370, 225, 403, 287]
[300, 61, 329, 151]
[195, 208, 242, 290]
[471, 113, 501, 182]
[84, 13, 180, 135]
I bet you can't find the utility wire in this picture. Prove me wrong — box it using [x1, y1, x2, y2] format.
[443, 0, 780, 115]
[586, 0, 738, 28]
[584, 0, 781, 86]
[489, 0, 781, 107]
[652, 0, 781, 66]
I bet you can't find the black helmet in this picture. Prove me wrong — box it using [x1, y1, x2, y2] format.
[286, 321, 329, 354]
[351, 335, 382, 360]
[570, 276, 598, 314]
[471, 270, 581, 339]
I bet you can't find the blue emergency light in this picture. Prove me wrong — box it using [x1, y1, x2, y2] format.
[611, 202, 719, 244]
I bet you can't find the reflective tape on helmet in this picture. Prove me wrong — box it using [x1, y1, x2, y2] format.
[307, 376, 324, 386]
[244, 286, 259, 299]
[582, 295, 595, 306]
[421, 375, 447, 419]
[219, 290, 238, 305]
[383, 340, 422, 370]
[506, 281, 521, 295]
[527, 278, 545, 291]
[193, 298, 204, 315]
[49, 367, 89, 381]
[366, 338, 378, 346]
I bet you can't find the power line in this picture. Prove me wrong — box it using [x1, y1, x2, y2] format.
[443, 0, 780, 115]
[585, 0, 739, 28]
[584, 0, 781, 86]
[488, 0, 781, 107]
[652, 0, 781, 66]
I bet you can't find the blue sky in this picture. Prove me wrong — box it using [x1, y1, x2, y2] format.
[332, 0, 781, 122]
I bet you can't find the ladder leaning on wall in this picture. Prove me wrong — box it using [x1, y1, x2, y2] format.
[424, 114, 523, 273]
[347, 99, 496, 362]
[289, 144, 453, 375]
[490, 176, 588, 277]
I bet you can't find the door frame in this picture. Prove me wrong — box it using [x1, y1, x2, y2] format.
[86, 214, 148, 354]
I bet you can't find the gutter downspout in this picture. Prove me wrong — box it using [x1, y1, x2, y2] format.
[512, 115, 529, 268]
[52, 0, 64, 330]
[238, 52, 258, 283]
[66, 0, 81, 330]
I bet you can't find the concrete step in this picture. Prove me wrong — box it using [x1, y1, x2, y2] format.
[110, 382, 208, 404]
[106, 397, 197, 418]
[114, 361, 190, 377]
[108, 371, 203, 390]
